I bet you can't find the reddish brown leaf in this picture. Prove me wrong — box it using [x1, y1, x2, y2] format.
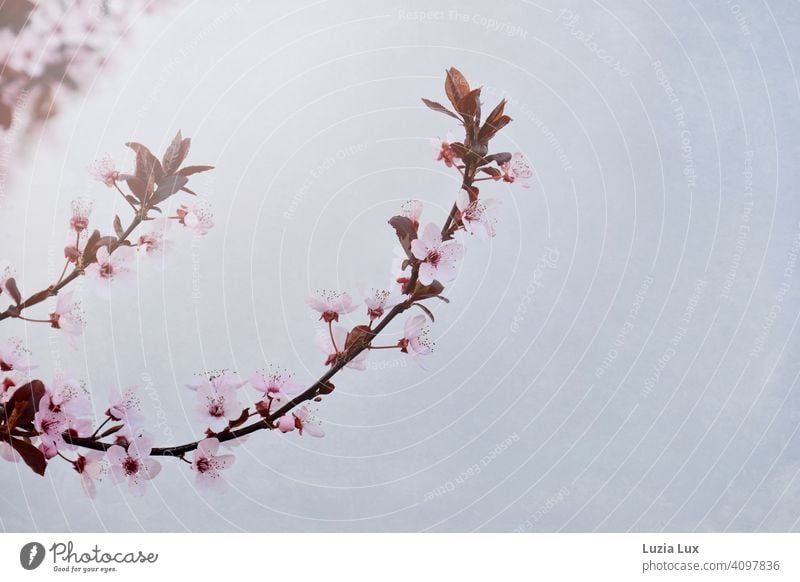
[99, 424, 124, 438]
[10, 437, 47, 475]
[457, 88, 482, 127]
[481, 152, 512, 166]
[345, 324, 375, 351]
[388, 215, 418, 259]
[151, 175, 188, 205]
[478, 114, 511, 143]
[421, 98, 461, 121]
[445, 67, 470, 111]
[2, 380, 46, 429]
[113, 215, 123, 238]
[411, 280, 447, 302]
[412, 302, 436, 322]
[176, 165, 214, 177]
[4, 277, 21, 304]
[162, 131, 191, 175]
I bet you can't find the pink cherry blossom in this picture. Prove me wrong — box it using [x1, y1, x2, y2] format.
[49, 291, 86, 344]
[0, 371, 23, 404]
[306, 291, 359, 323]
[106, 386, 145, 428]
[107, 435, 162, 496]
[50, 373, 91, 418]
[191, 438, 235, 492]
[0, 441, 20, 463]
[456, 189, 499, 239]
[0, 338, 35, 372]
[195, 383, 243, 433]
[89, 153, 119, 187]
[249, 367, 302, 401]
[34, 395, 68, 451]
[401, 199, 423, 228]
[398, 315, 434, 368]
[136, 218, 172, 258]
[69, 197, 93, 234]
[364, 288, 398, 321]
[315, 326, 368, 370]
[501, 152, 533, 188]
[64, 230, 88, 265]
[186, 370, 246, 393]
[275, 406, 324, 437]
[410, 223, 464, 285]
[73, 450, 104, 499]
[39, 440, 58, 460]
[431, 133, 459, 168]
[84, 245, 135, 296]
[175, 202, 214, 235]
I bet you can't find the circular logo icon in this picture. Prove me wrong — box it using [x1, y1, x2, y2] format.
[19, 542, 45, 570]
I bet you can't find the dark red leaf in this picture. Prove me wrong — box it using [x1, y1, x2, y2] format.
[113, 215, 123, 238]
[4, 277, 21, 304]
[478, 114, 511, 144]
[445, 67, 470, 111]
[411, 280, 447, 302]
[10, 437, 47, 475]
[123, 175, 146, 202]
[457, 88, 482, 127]
[151, 175, 188, 205]
[176, 165, 214, 177]
[345, 325, 375, 351]
[2, 380, 46, 429]
[99, 424, 124, 438]
[388, 215, 418, 259]
[421, 98, 461, 121]
[412, 302, 436, 322]
[162, 131, 191, 175]
[481, 152, 512, 166]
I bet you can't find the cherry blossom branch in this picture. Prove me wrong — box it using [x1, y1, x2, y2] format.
[1, 68, 533, 495]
